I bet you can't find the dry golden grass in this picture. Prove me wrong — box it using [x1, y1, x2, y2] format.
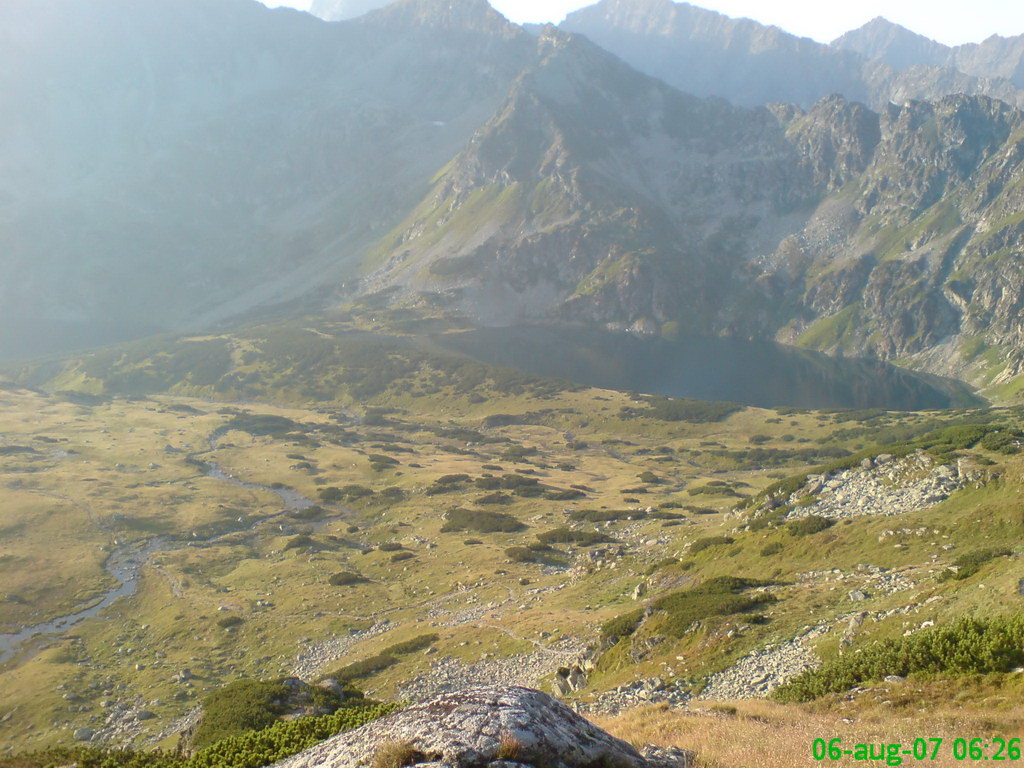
[596, 697, 1024, 768]
[497, 731, 524, 761]
[371, 740, 422, 768]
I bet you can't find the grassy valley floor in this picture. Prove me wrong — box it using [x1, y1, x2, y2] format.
[0, 351, 1022, 763]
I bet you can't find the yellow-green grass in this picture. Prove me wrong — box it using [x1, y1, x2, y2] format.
[0, 382, 1019, 753]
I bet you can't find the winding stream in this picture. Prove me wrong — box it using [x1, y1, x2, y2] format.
[0, 444, 319, 665]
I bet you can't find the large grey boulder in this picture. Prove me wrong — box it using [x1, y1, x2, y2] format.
[273, 685, 692, 768]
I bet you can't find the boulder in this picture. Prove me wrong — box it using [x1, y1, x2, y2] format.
[272, 685, 691, 768]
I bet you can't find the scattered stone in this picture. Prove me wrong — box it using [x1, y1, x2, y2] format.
[641, 745, 696, 768]
[780, 453, 965, 522]
[698, 624, 829, 700]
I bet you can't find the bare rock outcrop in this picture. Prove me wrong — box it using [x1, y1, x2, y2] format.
[273, 685, 693, 768]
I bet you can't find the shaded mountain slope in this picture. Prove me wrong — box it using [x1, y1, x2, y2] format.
[0, 0, 534, 358]
[360, 27, 816, 335]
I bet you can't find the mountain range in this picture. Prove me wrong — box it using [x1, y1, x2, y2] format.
[5, 0, 1024, 396]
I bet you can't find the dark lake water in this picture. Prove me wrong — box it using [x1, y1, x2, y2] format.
[434, 326, 981, 411]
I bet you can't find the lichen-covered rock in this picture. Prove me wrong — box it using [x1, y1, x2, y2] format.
[640, 746, 696, 768]
[272, 686, 690, 768]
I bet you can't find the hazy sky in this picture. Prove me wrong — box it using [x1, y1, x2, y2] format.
[261, 0, 1024, 46]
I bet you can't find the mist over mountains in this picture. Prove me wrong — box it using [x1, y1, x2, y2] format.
[6, 0, 1024, 395]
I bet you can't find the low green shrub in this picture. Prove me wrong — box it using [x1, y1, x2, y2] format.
[619, 397, 742, 423]
[689, 536, 735, 554]
[328, 572, 367, 586]
[475, 492, 513, 505]
[536, 528, 615, 547]
[760, 541, 784, 557]
[545, 488, 586, 501]
[786, 515, 834, 537]
[190, 701, 394, 768]
[941, 547, 1013, 580]
[600, 608, 645, 640]
[979, 429, 1023, 454]
[2, 701, 394, 768]
[380, 634, 439, 656]
[775, 615, 1024, 702]
[191, 680, 290, 750]
[688, 485, 741, 498]
[440, 508, 525, 533]
[650, 577, 776, 637]
[505, 546, 538, 563]
[323, 655, 397, 684]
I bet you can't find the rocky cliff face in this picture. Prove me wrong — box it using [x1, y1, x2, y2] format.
[765, 94, 1024, 380]
[362, 49, 1024, 386]
[363, 27, 815, 336]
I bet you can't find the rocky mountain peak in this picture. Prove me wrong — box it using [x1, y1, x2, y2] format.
[832, 16, 950, 70]
[360, 0, 518, 35]
[587, 0, 677, 21]
[309, 0, 391, 22]
[565, 0, 752, 38]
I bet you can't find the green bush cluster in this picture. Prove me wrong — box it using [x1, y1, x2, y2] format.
[475, 492, 513, 505]
[940, 547, 1013, 581]
[505, 546, 538, 563]
[786, 515, 834, 537]
[319, 485, 373, 502]
[283, 535, 334, 552]
[687, 484, 741, 498]
[221, 414, 301, 438]
[328, 571, 368, 586]
[978, 429, 1023, 454]
[775, 615, 1024, 702]
[649, 577, 775, 637]
[505, 544, 561, 564]
[569, 509, 643, 522]
[321, 634, 440, 684]
[619, 397, 742, 423]
[703, 446, 849, 469]
[191, 701, 394, 768]
[760, 541, 784, 557]
[689, 536, 735, 554]
[601, 577, 774, 641]
[190, 680, 290, 750]
[600, 608, 645, 639]
[440, 508, 525, 533]
[545, 488, 587, 501]
[536, 528, 615, 547]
